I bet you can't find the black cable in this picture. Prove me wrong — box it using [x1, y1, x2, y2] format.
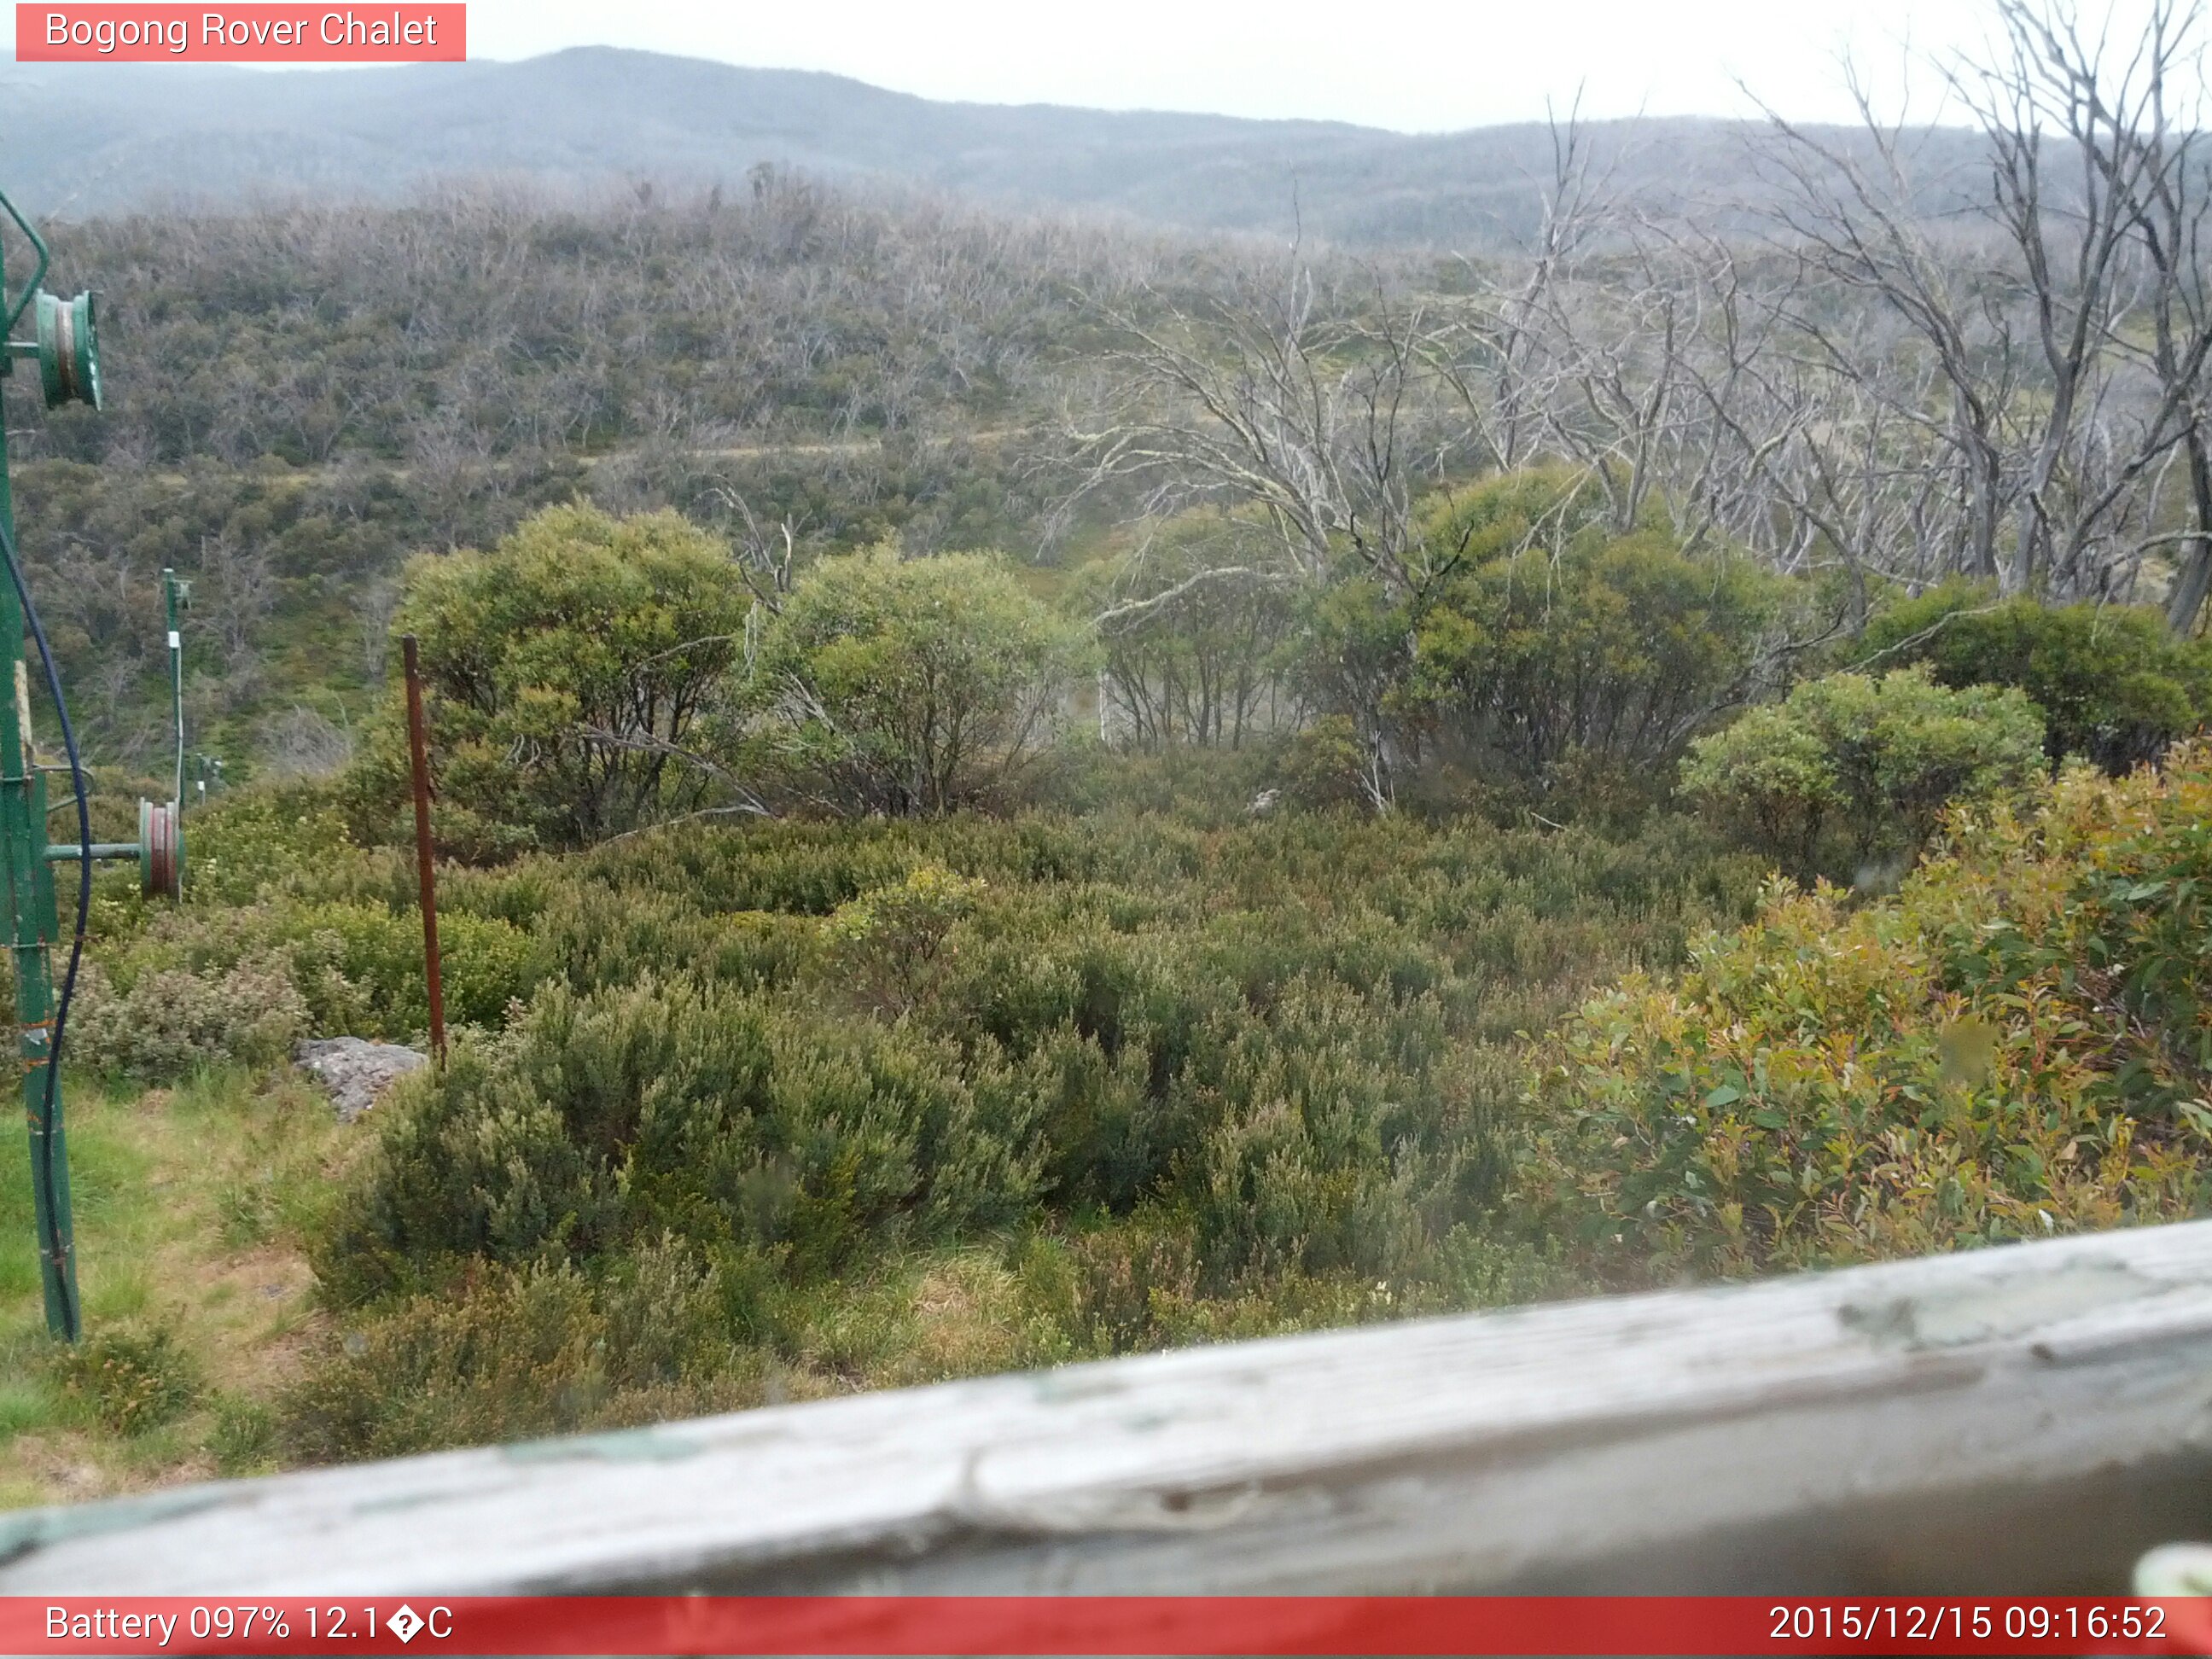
[0, 511, 84, 1341]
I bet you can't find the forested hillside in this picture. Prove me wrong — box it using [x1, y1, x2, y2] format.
[9, 175, 1138, 768]
[4, 0, 2212, 1509]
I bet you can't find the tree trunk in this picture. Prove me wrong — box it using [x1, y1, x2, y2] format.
[2166, 431, 2212, 637]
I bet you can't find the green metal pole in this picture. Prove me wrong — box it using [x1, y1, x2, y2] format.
[163, 569, 183, 809]
[0, 225, 77, 1340]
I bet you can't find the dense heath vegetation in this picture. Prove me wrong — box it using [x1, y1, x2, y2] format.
[12, 474, 2209, 1486]
[9, 0, 2212, 1503]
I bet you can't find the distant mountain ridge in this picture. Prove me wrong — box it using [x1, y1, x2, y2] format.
[0, 46, 1977, 245]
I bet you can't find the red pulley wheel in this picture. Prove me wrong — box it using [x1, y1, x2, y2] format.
[138, 799, 182, 901]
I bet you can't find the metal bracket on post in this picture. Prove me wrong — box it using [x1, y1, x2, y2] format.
[44, 799, 180, 900]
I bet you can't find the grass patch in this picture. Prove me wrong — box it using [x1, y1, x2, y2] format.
[0, 1067, 350, 1508]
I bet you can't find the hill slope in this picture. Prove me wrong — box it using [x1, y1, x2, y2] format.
[0, 48, 1976, 245]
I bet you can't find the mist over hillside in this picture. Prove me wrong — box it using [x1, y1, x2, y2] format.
[0, 46, 1982, 244]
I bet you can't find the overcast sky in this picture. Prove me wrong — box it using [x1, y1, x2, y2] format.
[457, 0, 2023, 131]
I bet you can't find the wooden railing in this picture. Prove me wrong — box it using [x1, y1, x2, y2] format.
[7, 1220, 2212, 1594]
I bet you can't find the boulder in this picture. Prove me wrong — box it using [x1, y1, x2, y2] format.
[294, 1037, 428, 1123]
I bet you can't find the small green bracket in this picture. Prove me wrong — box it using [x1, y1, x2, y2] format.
[44, 843, 138, 862]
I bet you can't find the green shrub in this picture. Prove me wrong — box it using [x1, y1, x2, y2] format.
[1040, 741, 1278, 820]
[207, 1397, 280, 1475]
[1526, 745, 2212, 1284]
[105, 760, 1765, 1462]
[319, 973, 1050, 1300]
[76, 894, 538, 1057]
[282, 902, 539, 1033]
[1078, 514, 1296, 749]
[53, 1322, 201, 1435]
[1277, 715, 1380, 810]
[745, 545, 1080, 816]
[826, 864, 986, 1014]
[182, 785, 357, 907]
[1281, 578, 1408, 811]
[347, 504, 755, 856]
[1857, 585, 2212, 771]
[71, 955, 308, 1080]
[1679, 667, 2045, 879]
[1406, 522, 1789, 782]
[282, 1245, 755, 1461]
[1411, 466, 1615, 562]
[1068, 1213, 1199, 1354]
[1277, 469, 1795, 812]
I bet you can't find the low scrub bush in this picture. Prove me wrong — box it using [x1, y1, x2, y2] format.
[71, 956, 308, 1080]
[826, 864, 987, 1015]
[127, 763, 1771, 1464]
[1679, 667, 2044, 881]
[53, 1322, 201, 1435]
[282, 1242, 755, 1460]
[317, 973, 1049, 1301]
[1857, 585, 2212, 771]
[1526, 744, 2212, 1283]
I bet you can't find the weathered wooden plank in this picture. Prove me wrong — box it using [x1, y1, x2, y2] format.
[9, 1220, 2212, 1595]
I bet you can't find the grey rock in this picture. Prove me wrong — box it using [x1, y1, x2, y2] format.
[294, 1037, 428, 1123]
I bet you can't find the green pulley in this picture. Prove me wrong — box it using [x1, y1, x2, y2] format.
[35, 289, 100, 410]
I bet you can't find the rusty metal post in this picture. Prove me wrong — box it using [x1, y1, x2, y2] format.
[400, 636, 446, 1063]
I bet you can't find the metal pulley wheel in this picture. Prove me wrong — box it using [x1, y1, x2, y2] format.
[138, 798, 181, 900]
[36, 289, 101, 410]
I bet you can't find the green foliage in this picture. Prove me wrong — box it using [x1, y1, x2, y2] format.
[32, 185, 2212, 1488]
[282, 1245, 755, 1461]
[207, 1398, 281, 1476]
[317, 972, 1048, 1301]
[1278, 469, 1793, 813]
[180, 784, 358, 907]
[227, 782, 1764, 1458]
[1277, 716, 1381, 809]
[1405, 514, 1789, 782]
[74, 891, 539, 1072]
[1282, 576, 1411, 808]
[1858, 585, 2212, 771]
[827, 864, 987, 1014]
[70, 957, 308, 1080]
[1066, 1214, 1200, 1354]
[1679, 667, 2046, 879]
[52, 1323, 201, 1435]
[351, 504, 754, 856]
[747, 547, 1078, 815]
[1412, 466, 1615, 565]
[1526, 746, 2212, 1283]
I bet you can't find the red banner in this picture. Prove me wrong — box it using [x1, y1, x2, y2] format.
[3, 1597, 2210, 1656]
[15, 5, 464, 61]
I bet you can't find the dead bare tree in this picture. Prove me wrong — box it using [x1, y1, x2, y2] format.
[2000, 0, 2212, 632]
[1427, 104, 1610, 479]
[1749, 4, 2212, 611]
[1755, 72, 2022, 590]
[1065, 256, 1477, 602]
[1948, 0, 2211, 600]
